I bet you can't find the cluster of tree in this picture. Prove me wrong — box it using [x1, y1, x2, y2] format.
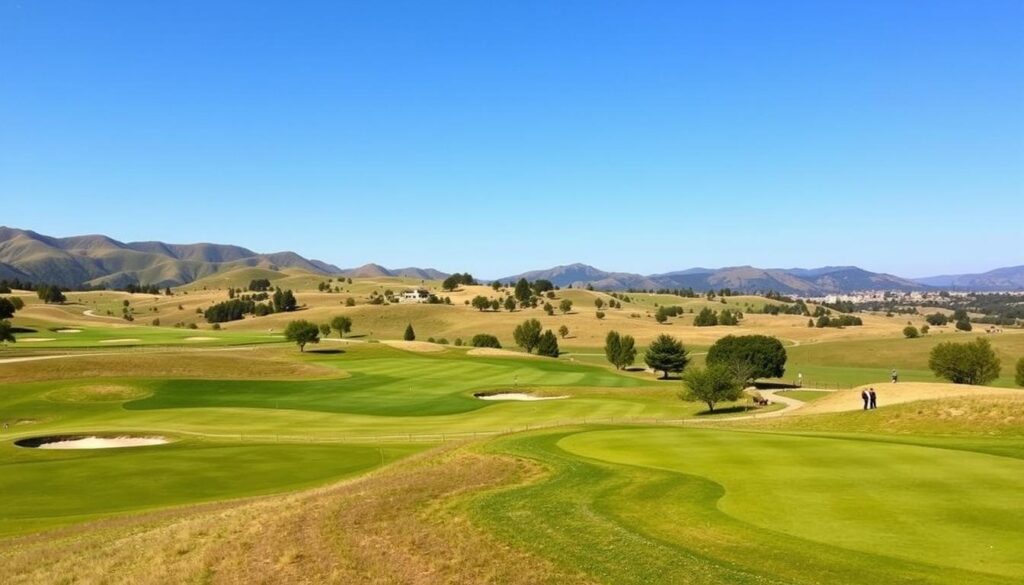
[677, 334, 787, 412]
[249, 279, 272, 291]
[823, 300, 857, 314]
[705, 335, 787, 384]
[604, 330, 637, 370]
[653, 305, 684, 324]
[471, 333, 501, 348]
[36, 285, 66, 304]
[692, 307, 741, 326]
[1, 278, 103, 294]
[205, 288, 298, 323]
[0, 320, 15, 345]
[758, 299, 809, 316]
[919, 292, 1024, 325]
[120, 283, 164, 295]
[928, 338, 1001, 385]
[512, 318, 559, 357]
[924, 312, 949, 326]
[764, 291, 796, 302]
[608, 292, 633, 303]
[442, 273, 476, 291]
[0, 296, 24, 319]
[317, 281, 342, 292]
[813, 314, 863, 328]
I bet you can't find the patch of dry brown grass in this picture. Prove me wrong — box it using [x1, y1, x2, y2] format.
[0, 445, 590, 585]
[0, 348, 343, 383]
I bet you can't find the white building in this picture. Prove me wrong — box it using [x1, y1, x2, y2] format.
[399, 289, 431, 303]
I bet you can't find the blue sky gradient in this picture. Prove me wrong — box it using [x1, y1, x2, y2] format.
[1, 1, 1021, 278]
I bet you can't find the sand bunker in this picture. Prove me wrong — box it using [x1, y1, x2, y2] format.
[796, 382, 1022, 415]
[20, 338, 56, 342]
[54, 328, 82, 333]
[184, 336, 217, 341]
[99, 338, 142, 343]
[381, 340, 446, 353]
[475, 392, 569, 401]
[15, 435, 169, 449]
[467, 347, 541, 359]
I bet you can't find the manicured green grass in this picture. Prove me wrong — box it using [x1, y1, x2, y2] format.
[0, 438, 421, 536]
[124, 346, 658, 416]
[469, 426, 1024, 584]
[776, 333, 1024, 388]
[777, 389, 831, 402]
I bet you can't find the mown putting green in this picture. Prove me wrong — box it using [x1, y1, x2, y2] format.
[469, 426, 1024, 584]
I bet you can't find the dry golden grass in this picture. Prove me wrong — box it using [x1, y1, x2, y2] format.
[0, 347, 343, 383]
[0, 445, 590, 585]
[9, 278, 960, 348]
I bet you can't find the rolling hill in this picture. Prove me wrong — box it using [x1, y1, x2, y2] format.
[0, 227, 450, 289]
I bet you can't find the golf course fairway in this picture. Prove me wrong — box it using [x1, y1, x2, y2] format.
[468, 426, 1024, 584]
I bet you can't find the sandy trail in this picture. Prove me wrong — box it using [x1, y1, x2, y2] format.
[466, 347, 541, 359]
[476, 393, 569, 401]
[381, 340, 445, 353]
[795, 382, 1022, 415]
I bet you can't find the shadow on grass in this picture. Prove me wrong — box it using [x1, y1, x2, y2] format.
[345, 334, 368, 339]
[308, 348, 345, 355]
[694, 406, 755, 417]
[753, 381, 799, 390]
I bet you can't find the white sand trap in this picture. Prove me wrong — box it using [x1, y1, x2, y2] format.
[99, 338, 142, 343]
[476, 393, 569, 401]
[467, 347, 542, 359]
[381, 340, 446, 353]
[20, 338, 56, 342]
[29, 436, 169, 449]
[184, 336, 217, 341]
[796, 382, 1022, 415]
[55, 329, 82, 333]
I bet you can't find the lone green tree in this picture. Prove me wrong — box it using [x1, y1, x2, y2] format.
[536, 329, 560, 357]
[0, 320, 16, 345]
[0, 297, 16, 319]
[319, 323, 331, 337]
[559, 299, 573, 314]
[284, 320, 320, 352]
[903, 325, 920, 339]
[594, 298, 604, 310]
[680, 364, 744, 412]
[514, 278, 532, 303]
[330, 315, 352, 338]
[705, 335, 787, 384]
[604, 330, 636, 370]
[513, 318, 543, 353]
[644, 334, 690, 379]
[503, 296, 517, 312]
[471, 295, 491, 311]
[404, 324, 416, 341]
[558, 324, 569, 339]
[928, 338, 1001, 385]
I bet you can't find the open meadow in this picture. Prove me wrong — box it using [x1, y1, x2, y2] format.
[1, 274, 1022, 584]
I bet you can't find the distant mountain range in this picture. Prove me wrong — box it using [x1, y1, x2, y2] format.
[1, 227, 1020, 293]
[911, 265, 1024, 291]
[495, 263, 932, 295]
[0, 227, 446, 288]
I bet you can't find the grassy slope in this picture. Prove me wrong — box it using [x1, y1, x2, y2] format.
[468, 420, 1024, 584]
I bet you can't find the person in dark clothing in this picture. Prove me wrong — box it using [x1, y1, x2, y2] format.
[869, 387, 877, 409]
[861, 389, 869, 410]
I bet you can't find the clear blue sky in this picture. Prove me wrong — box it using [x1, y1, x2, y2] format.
[2, 1, 1021, 278]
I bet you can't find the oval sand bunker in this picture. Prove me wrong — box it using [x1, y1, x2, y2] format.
[15, 435, 169, 449]
[475, 393, 569, 401]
